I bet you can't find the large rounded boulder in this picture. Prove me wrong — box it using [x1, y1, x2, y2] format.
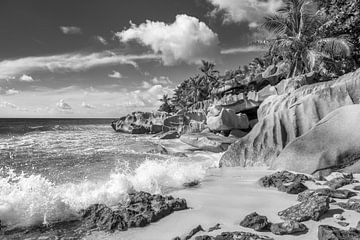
[271, 105, 360, 176]
[220, 69, 360, 167]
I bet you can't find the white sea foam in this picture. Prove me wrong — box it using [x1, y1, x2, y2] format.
[0, 155, 220, 228]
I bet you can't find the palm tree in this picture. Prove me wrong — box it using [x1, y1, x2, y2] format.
[262, 0, 352, 77]
[158, 94, 173, 113]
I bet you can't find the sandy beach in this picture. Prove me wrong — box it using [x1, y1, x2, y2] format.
[85, 166, 360, 240]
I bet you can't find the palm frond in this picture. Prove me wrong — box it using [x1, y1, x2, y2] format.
[262, 15, 288, 36]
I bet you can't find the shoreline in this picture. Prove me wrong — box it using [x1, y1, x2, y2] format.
[85, 167, 360, 240]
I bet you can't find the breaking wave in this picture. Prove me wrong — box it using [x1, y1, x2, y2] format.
[0, 155, 220, 228]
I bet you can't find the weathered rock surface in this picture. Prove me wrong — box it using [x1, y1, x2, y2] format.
[336, 199, 360, 213]
[272, 104, 360, 176]
[81, 191, 187, 231]
[220, 69, 360, 168]
[239, 212, 271, 231]
[298, 189, 356, 202]
[278, 196, 329, 222]
[111, 111, 170, 134]
[194, 231, 274, 240]
[207, 107, 249, 131]
[208, 223, 221, 232]
[80, 204, 128, 231]
[318, 225, 360, 240]
[173, 225, 205, 240]
[325, 176, 357, 189]
[180, 133, 237, 153]
[259, 171, 310, 194]
[270, 220, 308, 235]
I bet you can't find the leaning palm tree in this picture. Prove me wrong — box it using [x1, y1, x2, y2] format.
[158, 94, 173, 113]
[262, 0, 352, 77]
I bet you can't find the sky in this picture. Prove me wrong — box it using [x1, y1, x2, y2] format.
[0, 0, 281, 118]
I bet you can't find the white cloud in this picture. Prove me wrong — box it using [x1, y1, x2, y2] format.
[19, 74, 34, 82]
[108, 71, 123, 79]
[0, 100, 18, 108]
[5, 89, 20, 95]
[208, 0, 282, 25]
[56, 99, 72, 110]
[151, 76, 172, 85]
[116, 14, 220, 65]
[221, 45, 268, 54]
[142, 81, 152, 89]
[0, 100, 27, 111]
[95, 35, 108, 45]
[0, 52, 159, 79]
[60, 26, 82, 35]
[81, 102, 95, 109]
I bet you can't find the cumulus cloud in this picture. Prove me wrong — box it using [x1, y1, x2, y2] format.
[0, 100, 27, 111]
[60, 26, 82, 35]
[116, 14, 220, 65]
[108, 71, 123, 79]
[221, 45, 268, 54]
[19, 74, 34, 82]
[0, 52, 159, 79]
[208, 0, 282, 25]
[5, 89, 20, 95]
[56, 99, 72, 110]
[81, 102, 95, 109]
[151, 76, 172, 85]
[141, 81, 152, 89]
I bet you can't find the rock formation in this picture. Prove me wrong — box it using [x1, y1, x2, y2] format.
[220, 69, 360, 168]
[271, 105, 360, 176]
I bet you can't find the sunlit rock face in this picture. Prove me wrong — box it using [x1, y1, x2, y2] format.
[220, 68, 360, 168]
[272, 105, 360, 176]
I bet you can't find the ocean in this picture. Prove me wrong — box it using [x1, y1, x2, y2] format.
[0, 118, 219, 229]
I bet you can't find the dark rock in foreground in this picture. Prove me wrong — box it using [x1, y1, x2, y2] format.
[278, 196, 329, 222]
[208, 223, 221, 232]
[336, 199, 360, 213]
[270, 220, 308, 235]
[259, 171, 311, 194]
[173, 225, 205, 240]
[325, 176, 357, 190]
[318, 225, 360, 240]
[81, 191, 188, 231]
[240, 212, 271, 231]
[298, 189, 356, 202]
[2, 191, 187, 239]
[195, 231, 274, 240]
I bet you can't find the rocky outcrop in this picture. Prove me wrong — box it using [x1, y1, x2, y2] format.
[207, 107, 249, 131]
[278, 195, 329, 222]
[298, 189, 356, 201]
[111, 111, 170, 134]
[271, 105, 360, 176]
[81, 191, 187, 231]
[220, 69, 360, 168]
[258, 171, 311, 194]
[239, 212, 271, 231]
[195, 231, 274, 240]
[270, 221, 308, 235]
[336, 199, 360, 213]
[180, 133, 237, 152]
[318, 225, 360, 240]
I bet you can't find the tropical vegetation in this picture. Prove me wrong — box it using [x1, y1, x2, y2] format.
[158, 0, 360, 113]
